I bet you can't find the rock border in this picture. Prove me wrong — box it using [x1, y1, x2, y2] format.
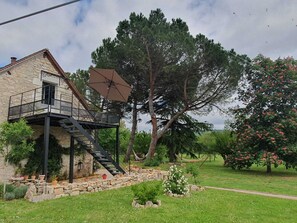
[165, 185, 205, 198]
[132, 199, 161, 208]
[166, 192, 189, 198]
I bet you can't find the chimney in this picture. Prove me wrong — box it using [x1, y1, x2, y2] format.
[11, 57, 17, 64]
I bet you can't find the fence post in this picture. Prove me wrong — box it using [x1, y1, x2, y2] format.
[116, 126, 119, 164]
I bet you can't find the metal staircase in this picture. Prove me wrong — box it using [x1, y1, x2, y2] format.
[59, 117, 125, 176]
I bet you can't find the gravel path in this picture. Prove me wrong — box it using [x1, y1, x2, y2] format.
[205, 186, 297, 200]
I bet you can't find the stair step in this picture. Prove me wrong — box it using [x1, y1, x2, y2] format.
[101, 162, 112, 165]
[94, 152, 105, 157]
[72, 132, 84, 135]
[97, 158, 109, 162]
[59, 117, 125, 175]
[68, 129, 80, 133]
[62, 124, 75, 129]
[75, 136, 89, 141]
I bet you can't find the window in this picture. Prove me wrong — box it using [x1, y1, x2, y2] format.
[42, 82, 55, 105]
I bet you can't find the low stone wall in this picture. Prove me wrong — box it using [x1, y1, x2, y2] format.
[11, 169, 168, 202]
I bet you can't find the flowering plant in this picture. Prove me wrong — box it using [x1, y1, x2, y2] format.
[230, 56, 297, 173]
[225, 149, 254, 170]
[163, 165, 189, 195]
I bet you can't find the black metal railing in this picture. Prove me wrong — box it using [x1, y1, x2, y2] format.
[8, 86, 120, 125]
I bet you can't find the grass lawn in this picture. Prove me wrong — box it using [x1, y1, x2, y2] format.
[1, 183, 297, 223]
[187, 156, 297, 196]
[133, 155, 297, 196]
[1, 157, 297, 223]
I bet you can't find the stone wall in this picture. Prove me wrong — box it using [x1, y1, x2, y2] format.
[11, 169, 169, 202]
[30, 124, 93, 179]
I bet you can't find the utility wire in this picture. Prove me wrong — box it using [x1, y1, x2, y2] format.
[0, 0, 81, 26]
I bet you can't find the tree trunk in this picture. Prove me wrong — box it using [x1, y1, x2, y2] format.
[168, 124, 176, 162]
[145, 40, 158, 160]
[169, 147, 176, 162]
[146, 114, 158, 159]
[266, 163, 272, 173]
[124, 101, 138, 163]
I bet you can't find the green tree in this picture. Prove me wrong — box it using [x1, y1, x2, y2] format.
[68, 69, 102, 109]
[229, 56, 297, 173]
[133, 131, 151, 156]
[116, 9, 248, 158]
[92, 37, 148, 163]
[197, 132, 217, 153]
[0, 119, 34, 196]
[0, 119, 34, 166]
[92, 9, 249, 160]
[212, 130, 235, 164]
[97, 123, 130, 156]
[159, 114, 211, 162]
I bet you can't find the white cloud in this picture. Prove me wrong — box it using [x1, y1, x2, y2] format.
[1, 0, 297, 129]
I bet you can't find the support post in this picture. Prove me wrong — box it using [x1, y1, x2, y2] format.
[116, 126, 119, 164]
[43, 115, 50, 180]
[19, 93, 23, 118]
[7, 96, 12, 121]
[69, 136, 74, 183]
[32, 88, 36, 115]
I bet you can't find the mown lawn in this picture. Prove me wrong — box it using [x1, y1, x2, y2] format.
[135, 155, 297, 196]
[188, 157, 297, 196]
[1, 184, 297, 223]
[1, 157, 297, 223]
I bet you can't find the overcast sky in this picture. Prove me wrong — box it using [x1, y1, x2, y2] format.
[1, 0, 297, 130]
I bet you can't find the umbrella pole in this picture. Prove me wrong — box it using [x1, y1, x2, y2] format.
[101, 98, 106, 111]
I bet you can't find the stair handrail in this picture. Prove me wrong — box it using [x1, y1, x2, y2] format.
[66, 117, 125, 174]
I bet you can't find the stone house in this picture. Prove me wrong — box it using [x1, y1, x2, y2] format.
[0, 49, 125, 183]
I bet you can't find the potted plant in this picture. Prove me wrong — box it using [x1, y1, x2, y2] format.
[30, 172, 36, 180]
[38, 174, 45, 181]
[50, 175, 58, 186]
[21, 168, 29, 180]
[102, 173, 107, 180]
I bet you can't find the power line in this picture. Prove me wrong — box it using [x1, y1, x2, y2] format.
[0, 0, 81, 26]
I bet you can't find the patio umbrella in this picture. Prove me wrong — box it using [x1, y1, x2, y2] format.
[88, 67, 132, 102]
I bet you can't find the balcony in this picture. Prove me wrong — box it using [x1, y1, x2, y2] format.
[8, 86, 120, 125]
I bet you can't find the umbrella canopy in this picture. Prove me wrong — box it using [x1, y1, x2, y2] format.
[88, 68, 132, 102]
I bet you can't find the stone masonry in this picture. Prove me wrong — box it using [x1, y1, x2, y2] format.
[0, 51, 92, 182]
[11, 168, 169, 202]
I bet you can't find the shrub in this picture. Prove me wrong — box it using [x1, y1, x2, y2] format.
[144, 144, 168, 167]
[14, 186, 28, 199]
[155, 144, 167, 163]
[134, 131, 151, 155]
[186, 164, 199, 184]
[225, 150, 254, 170]
[4, 192, 15, 201]
[0, 184, 16, 199]
[144, 157, 160, 167]
[163, 165, 189, 195]
[131, 182, 161, 205]
[0, 184, 3, 199]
